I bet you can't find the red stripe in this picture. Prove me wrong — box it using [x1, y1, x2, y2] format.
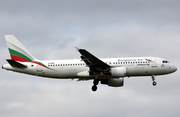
[31, 62, 48, 68]
[10, 55, 54, 70]
[10, 55, 31, 62]
[11, 55, 47, 68]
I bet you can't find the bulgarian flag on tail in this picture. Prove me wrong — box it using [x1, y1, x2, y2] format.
[8, 48, 33, 62]
[5, 35, 51, 69]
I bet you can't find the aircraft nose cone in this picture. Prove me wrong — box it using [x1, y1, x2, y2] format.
[174, 66, 177, 72]
[172, 65, 177, 72]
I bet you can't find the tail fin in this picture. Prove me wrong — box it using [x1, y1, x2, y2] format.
[5, 35, 37, 62]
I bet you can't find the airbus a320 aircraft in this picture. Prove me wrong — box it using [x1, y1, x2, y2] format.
[2, 35, 177, 91]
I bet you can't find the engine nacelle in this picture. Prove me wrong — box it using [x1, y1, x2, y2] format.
[111, 67, 127, 77]
[101, 78, 124, 87]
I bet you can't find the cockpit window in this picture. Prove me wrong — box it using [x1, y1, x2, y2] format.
[163, 60, 169, 63]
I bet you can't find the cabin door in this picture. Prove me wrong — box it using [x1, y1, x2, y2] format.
[151, 58, 157, 67]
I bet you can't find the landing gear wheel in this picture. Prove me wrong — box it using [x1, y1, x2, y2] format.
[92, 85, 97, 92]
[152, 81, 157, 86]
[151, 75, 157, 86]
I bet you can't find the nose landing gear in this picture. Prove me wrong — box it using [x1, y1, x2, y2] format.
[152, 75, 157, 86]
[92, 79, 99, 92]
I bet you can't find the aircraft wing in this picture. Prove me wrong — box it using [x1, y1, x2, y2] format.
[76, 48, 110, 75]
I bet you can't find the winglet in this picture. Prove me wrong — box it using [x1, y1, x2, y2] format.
[75, 47, 80, 51]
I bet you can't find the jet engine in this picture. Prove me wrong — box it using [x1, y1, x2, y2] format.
[101, 78, 124, 87]
[111, 67, 127, 77]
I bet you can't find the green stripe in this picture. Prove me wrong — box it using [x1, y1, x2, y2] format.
[8, 48, 50, 69]
[8, 48, 33, 61]
[34, 61, 47, 67]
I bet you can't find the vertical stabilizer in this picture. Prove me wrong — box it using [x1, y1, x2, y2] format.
[5, 35, 37, 62]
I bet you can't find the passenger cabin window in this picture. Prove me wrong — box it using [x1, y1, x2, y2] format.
[163, 60, 169, 63]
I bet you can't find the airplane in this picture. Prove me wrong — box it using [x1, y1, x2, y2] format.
[2, 35, 177, 91]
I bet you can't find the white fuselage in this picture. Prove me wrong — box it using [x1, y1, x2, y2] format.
[2, 57, 177, 79]
[3, 35, 177, 91]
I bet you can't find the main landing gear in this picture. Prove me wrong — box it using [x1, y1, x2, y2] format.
[92, 79, 99, 92]
[152, 75, 157, 86]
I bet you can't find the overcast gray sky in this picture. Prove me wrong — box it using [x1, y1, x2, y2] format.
[0, 0, 180, 117]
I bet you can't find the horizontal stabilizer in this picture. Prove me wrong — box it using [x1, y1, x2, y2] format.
[6, 59, 27, 69]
